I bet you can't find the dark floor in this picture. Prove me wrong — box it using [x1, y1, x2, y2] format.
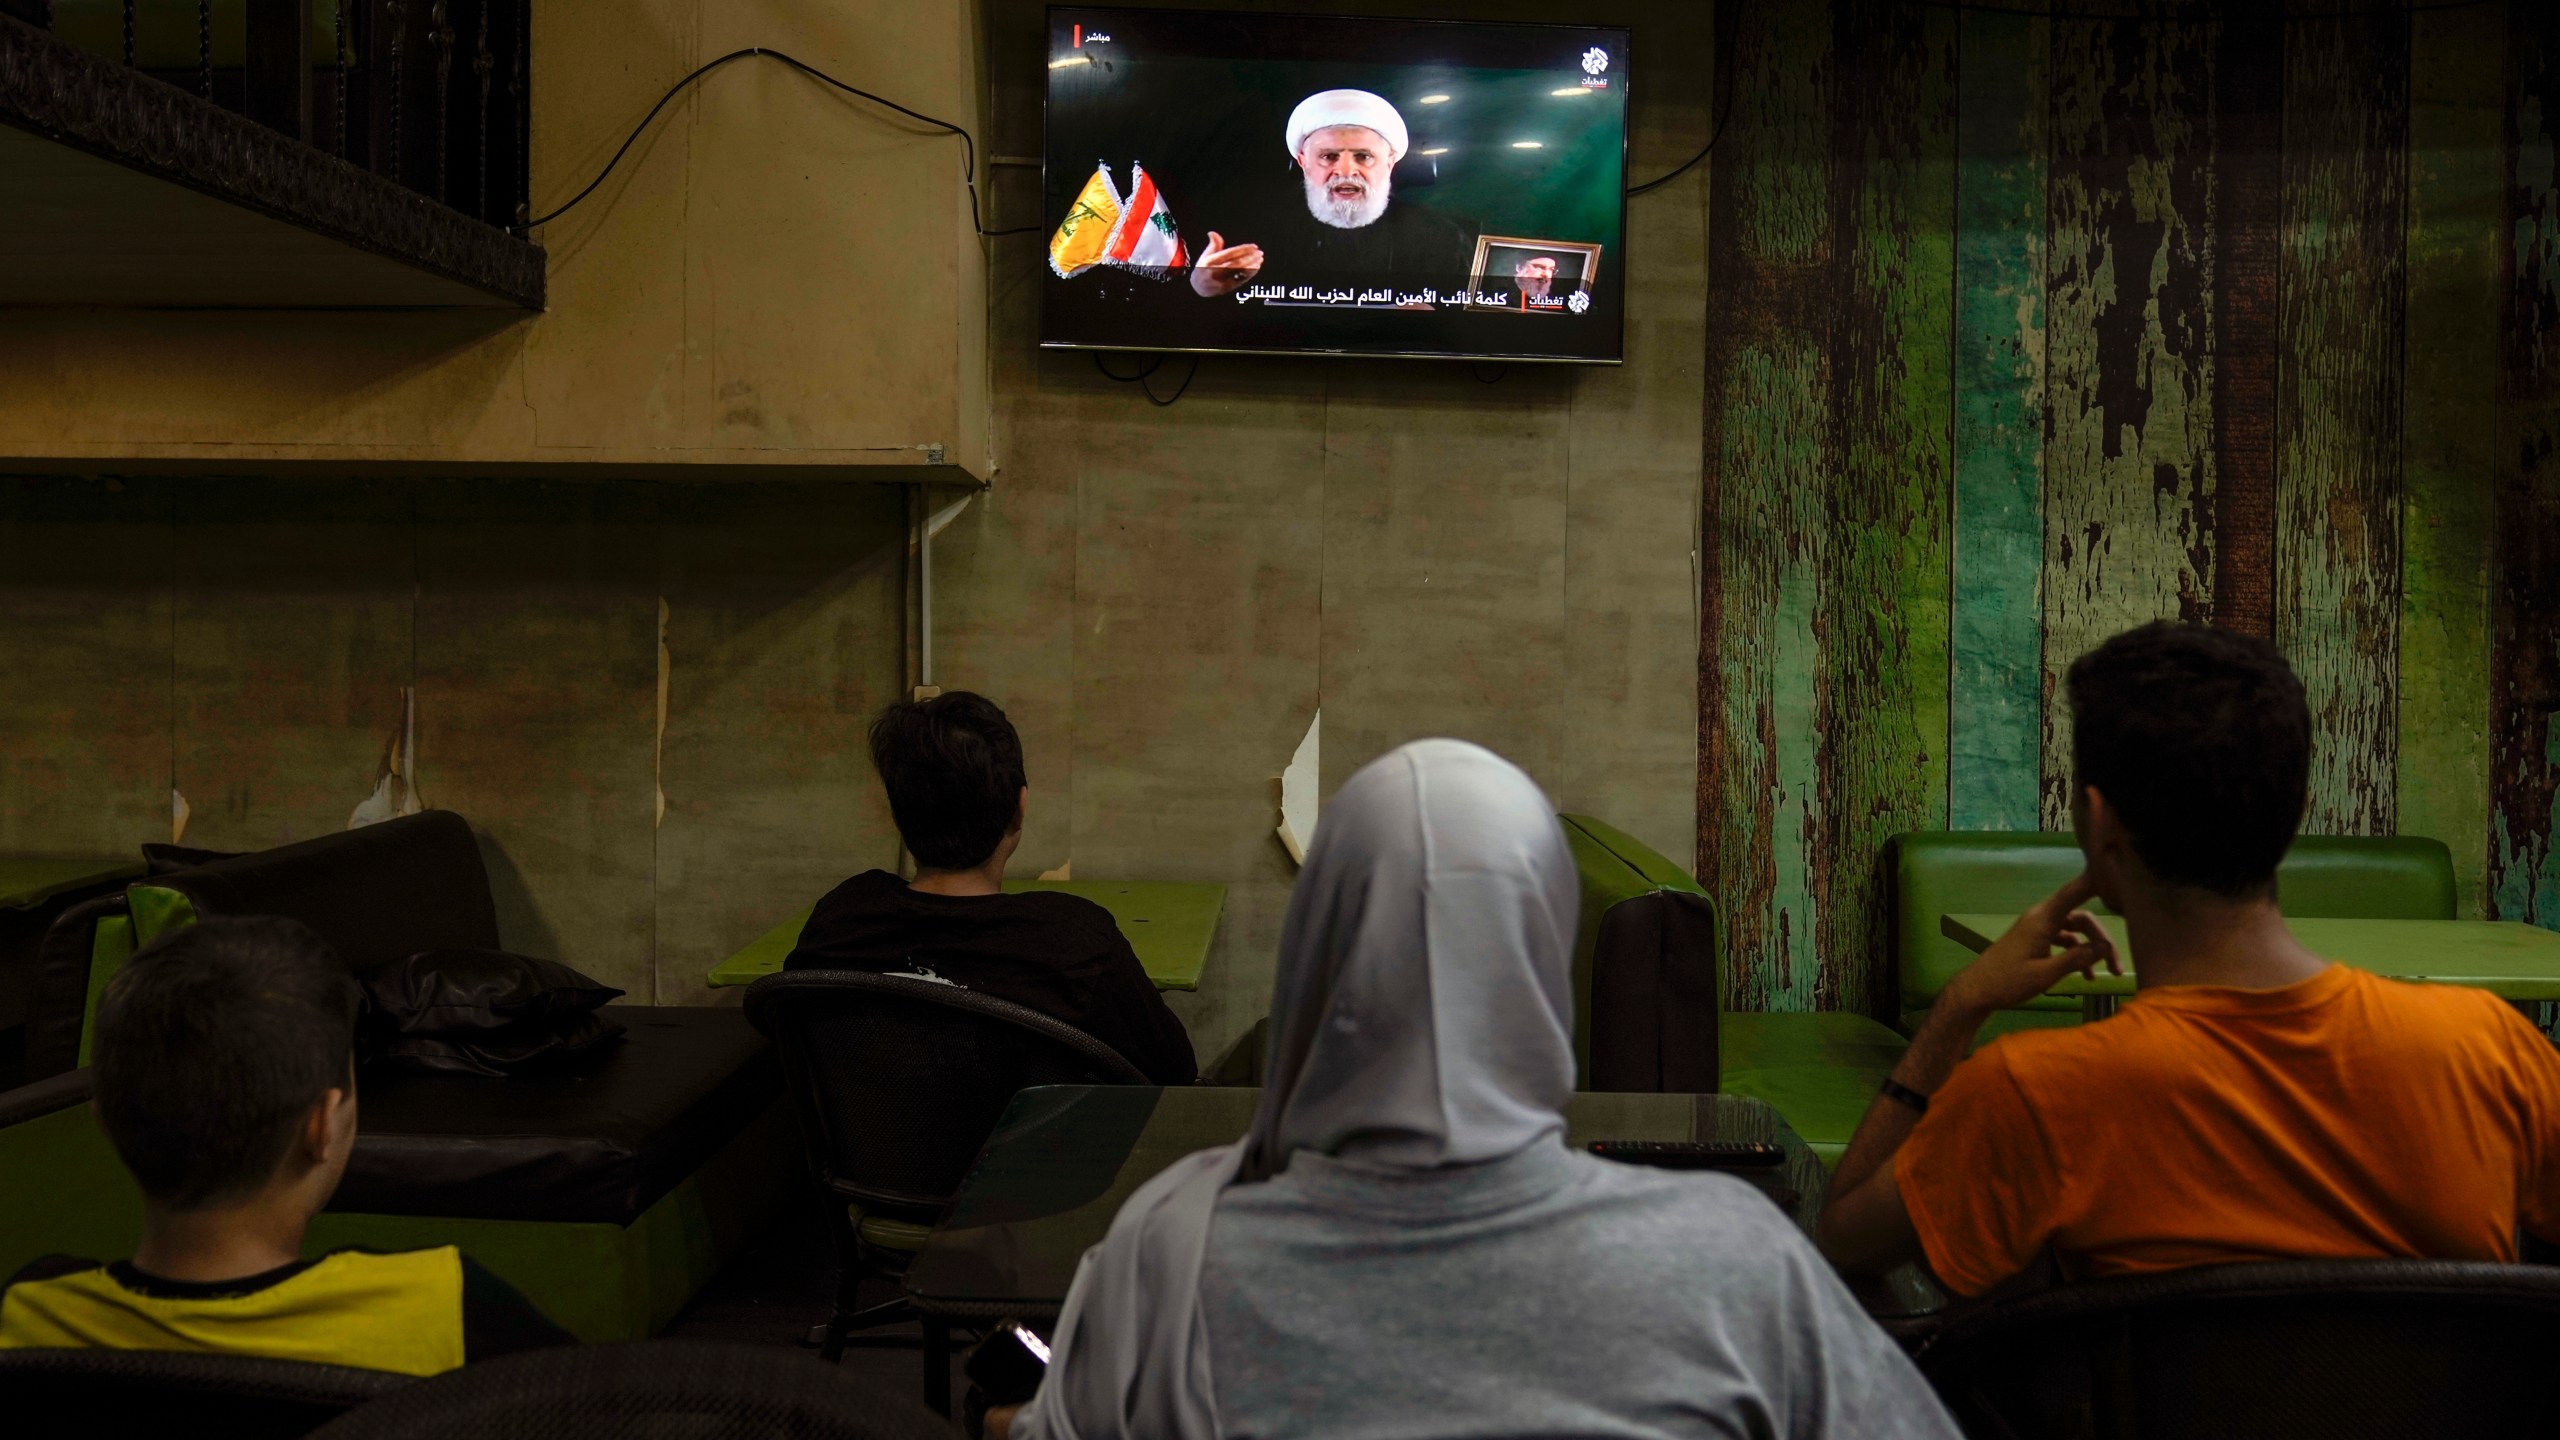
[663, 1190, 972, 1410]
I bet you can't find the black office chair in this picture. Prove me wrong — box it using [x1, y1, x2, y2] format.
[742, 969, 1146, 1403]
[0, 1347, 411, 1438]
[302, 1340, 952, 1440]
[1914, 1258, 2560, 1439]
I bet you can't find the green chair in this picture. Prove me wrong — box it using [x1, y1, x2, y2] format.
[1562, 814, 1910, 1169]
[1894, 832, 2460, 1044]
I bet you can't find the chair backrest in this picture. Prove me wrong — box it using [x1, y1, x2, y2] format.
[126, 810, 501, 970]
[0, 1346, 411, 1440]
[1894, 831, 2459, 1012]
[1559, 814, 1719, 1092]
[1917, 1258, 2560, 1440]
[301, 1339, 953, 1440]
[0, 861, 140, 1087]
[742, 969, 1148, 1215]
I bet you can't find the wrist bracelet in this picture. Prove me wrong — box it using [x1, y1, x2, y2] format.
[1879, 1076, 1931, 1115]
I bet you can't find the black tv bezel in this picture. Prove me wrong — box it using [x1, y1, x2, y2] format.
[1035, 4, 1634, 367]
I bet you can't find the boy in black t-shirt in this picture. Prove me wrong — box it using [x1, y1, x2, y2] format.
[0, 917, 570, 1374]
[786, 692, 1197, 1084]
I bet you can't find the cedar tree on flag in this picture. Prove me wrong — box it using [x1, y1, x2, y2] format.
[1100, 163, 1190, 280]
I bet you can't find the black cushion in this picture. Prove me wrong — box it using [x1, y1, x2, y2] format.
[149, 813, 500, 974]
[365, 1010, 629, 1079]
[365, 950, 625, 1035]
[335, 1006, 778, 1226]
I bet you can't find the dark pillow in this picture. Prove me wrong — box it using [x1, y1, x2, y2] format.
[365, 1010, 628, 1078]
[364, 949, 624, 1036]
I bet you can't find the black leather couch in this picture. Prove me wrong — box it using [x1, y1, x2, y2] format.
[0, 813, 791, 1338]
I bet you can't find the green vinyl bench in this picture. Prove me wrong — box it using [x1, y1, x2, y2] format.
[1563, 814, 1909, 1168]
[1894, 831, 2460, 1046]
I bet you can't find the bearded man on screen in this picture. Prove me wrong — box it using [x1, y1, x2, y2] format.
[1190, 89, 1475, 298]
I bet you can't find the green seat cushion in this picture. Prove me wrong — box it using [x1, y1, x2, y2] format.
[851, 1207, 936, 1253]
[1718, 1010, 1909, 1168]
[1892, 832, 2459, 1015]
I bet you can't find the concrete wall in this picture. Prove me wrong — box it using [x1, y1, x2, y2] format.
[0, 0, 992, 476]
[0, 0, 1712, 1062]
[0, 476, 911, 1003]
[939, 0, 1713, 1060]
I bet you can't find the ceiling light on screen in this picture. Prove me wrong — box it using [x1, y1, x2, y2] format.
[1549, 87, 1592, 97]
[1511, 140, 1544, 149]
[1417, 93, 1451, 104]
[1418, 146, 1450, 156]
[1049, 54, 1090, 68]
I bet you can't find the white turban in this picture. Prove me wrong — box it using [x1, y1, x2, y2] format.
[1284, 89, 1408, 162]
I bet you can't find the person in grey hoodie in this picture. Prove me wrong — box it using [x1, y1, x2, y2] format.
[1003, 738, 1960, 1440]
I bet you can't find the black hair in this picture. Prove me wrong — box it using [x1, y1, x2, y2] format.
[2067, 621, 2310, 897]
[92, 916, 360, 1211]
[869, 690, 1028, 870]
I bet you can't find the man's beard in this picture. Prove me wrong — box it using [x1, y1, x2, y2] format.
[1304, 171, 1390, 229]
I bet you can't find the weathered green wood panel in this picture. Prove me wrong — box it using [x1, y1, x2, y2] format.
[2039, 7, 2220, 825]
[1819, 0, 1955, 1017]
[1701, 0, 1833, 1011]
[2401, 0, 2502, 914]
[1950, 8, 2047, 833]
[2492, 2, 2560, 929]
[2212, 4, 2281, 641]
[2277, 6, 2409, 838]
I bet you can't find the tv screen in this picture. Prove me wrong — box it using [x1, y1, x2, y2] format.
[1039, 7, 1631, 365]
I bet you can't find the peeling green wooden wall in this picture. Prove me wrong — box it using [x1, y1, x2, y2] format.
[1704, 0, 2555, 1014]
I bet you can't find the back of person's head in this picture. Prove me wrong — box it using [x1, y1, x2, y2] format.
[2067, 621, 2310, 897]
[93, 915, 360, 1211]
[869, 690, 1027, 870]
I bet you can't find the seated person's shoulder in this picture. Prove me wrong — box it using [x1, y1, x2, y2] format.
[1565, 1154, 1813, 1259]
[806, 868, 910, 916]
[1003, 887, 1124, 934]
[2351, 970, 2559, 1069]
[327, 1246, 574, 1358]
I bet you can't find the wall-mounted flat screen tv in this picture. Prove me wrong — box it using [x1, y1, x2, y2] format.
[1039, 7, 1631, 365]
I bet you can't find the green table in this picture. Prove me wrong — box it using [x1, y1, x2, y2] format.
[0, 858, 143, 912]
[1942, 913, 2560, 1020]
[705, 881, 1226, 992]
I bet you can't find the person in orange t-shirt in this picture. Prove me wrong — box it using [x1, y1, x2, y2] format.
[1819, 622, 2560, 1296]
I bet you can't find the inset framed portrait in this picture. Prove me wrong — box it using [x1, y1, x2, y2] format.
[1466, 236, 1604, 315]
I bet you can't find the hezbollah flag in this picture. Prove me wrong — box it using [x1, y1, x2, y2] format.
[1048, 162, 1121, 279]
[1100, 164, 1189, 280]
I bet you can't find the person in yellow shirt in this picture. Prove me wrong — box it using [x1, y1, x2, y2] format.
[0, 916, 570, 1375]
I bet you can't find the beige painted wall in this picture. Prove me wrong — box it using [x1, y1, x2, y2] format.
[937, 0, 1710, 1061]
[0, 0, 991, 477]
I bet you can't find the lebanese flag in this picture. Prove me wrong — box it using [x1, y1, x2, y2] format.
[1101, 164, 1190, 280]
